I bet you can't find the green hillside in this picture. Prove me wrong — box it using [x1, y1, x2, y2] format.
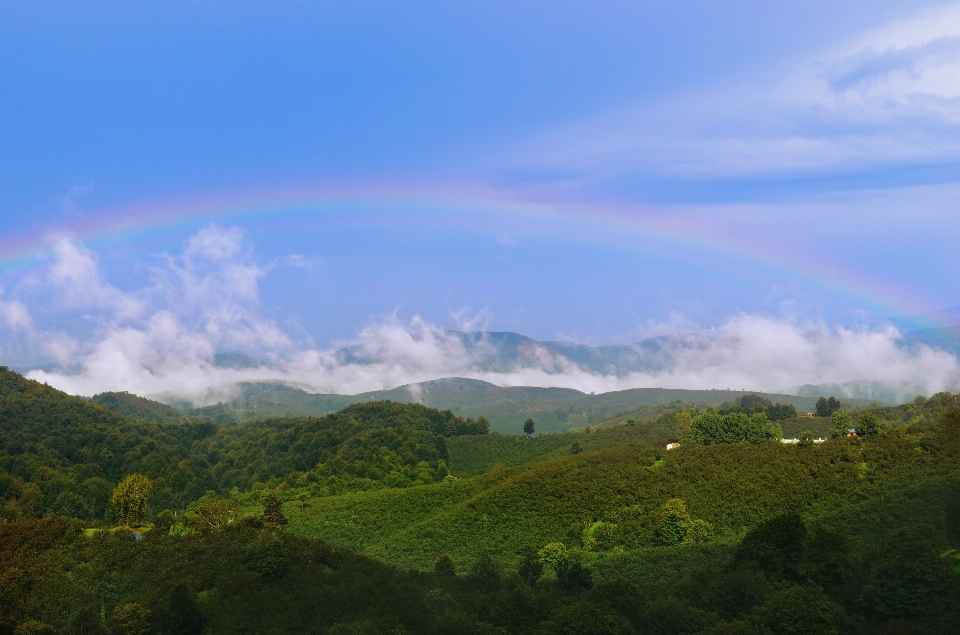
[445, 420, 678, 477]
[0, 368, 485, 521]
[2, 366, 959, 634]
[157, 377, 886, 434]
[90, 391, 185, 424]
[284, 420, 960, 573]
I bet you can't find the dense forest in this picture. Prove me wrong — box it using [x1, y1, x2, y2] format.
[1, 367, 959, 634]
[0, 368, 485, 521]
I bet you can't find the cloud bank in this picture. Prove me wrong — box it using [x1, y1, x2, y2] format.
[1, 227, 956, 406]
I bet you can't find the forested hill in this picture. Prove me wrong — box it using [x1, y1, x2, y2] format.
[154, 377, 883, 434]
[2, 365, 960, 633]
[0, 367, 485, 522]
[90, 390, 185, 424]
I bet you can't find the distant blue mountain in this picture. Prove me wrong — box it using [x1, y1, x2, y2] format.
[212, 352, 271, 369]
[335, 330, 713, 376]
[902, 325, 960, 358]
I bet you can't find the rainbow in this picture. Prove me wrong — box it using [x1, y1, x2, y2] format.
[0, 180, 938, 323]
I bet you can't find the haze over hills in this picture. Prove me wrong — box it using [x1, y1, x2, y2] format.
[191, 327, 960, 393]
[334, 330, 714, 376]
[16, 326, 960, 409]
[101, 376, 882, 435]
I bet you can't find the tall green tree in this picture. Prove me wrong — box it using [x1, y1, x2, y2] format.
[857, 412, 881, 436]
[829, 411, 853, 438]
[110, 474, 153, 526]
[658, 499, 692, 546]
[523, 418, 536, 436]
[261, 494, 288, 527]
[816, 396, 843, 417]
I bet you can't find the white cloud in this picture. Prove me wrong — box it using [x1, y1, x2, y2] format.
[0, 298, 34, 332]
[42, 332, 79, 366]
[25, 309, 960, 406]
[504, 3, 960, 185]
[185, 224, 244, 262]
[13, 228, 958, 406]
[449, 307, 492, 333]
[47, 237, 144, 319]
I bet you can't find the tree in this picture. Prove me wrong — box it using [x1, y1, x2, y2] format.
[802, 523, 852, 590]
[167, 583, 204, 635]
[674, 410, 693, 437]
[54, 490, 89, 518]
[112, 603, 151, 635]
[684, 518, 716, 544]
[255, 539, 290, 578]
[753, 584, 849, 635]
[798, 430, 814, 447]
[735, 514, 807, 582]
[815, 397, 830, 417]
[468, 554, 501, 590]
[434, 553, 456, 576]
[939, 406, 960, 427]
[857, 412, 881, 436]
[523, 418, 535, 436]
[658, 499, 692, 546]
[816, 396, 842, 417]
[261, 493, 288, 527]
[538, 542, 569, 574]
[110, 474, 153, 526]
[475, 415, 490, 434]
[569, 441, 583, 454]
[189, 497, 240, 530]
[830, 411, 853, 438]
[556, 560, 593, 592]
[767, 402, 798, 421]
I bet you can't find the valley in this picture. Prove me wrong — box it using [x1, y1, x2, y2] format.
[1, 366, 958, 633]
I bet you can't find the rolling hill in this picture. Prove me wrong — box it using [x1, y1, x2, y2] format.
[175, 377, 882, 433]
[282, 420, 960, 573]
[2, 365, 958, 634]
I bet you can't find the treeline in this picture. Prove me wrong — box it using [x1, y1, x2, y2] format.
[717, 393, 799, 421]
[89, 391, 185, 425]
[0, 368, 487, 523]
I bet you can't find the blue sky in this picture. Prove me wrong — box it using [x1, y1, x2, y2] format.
[1, 0, 959, 398]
